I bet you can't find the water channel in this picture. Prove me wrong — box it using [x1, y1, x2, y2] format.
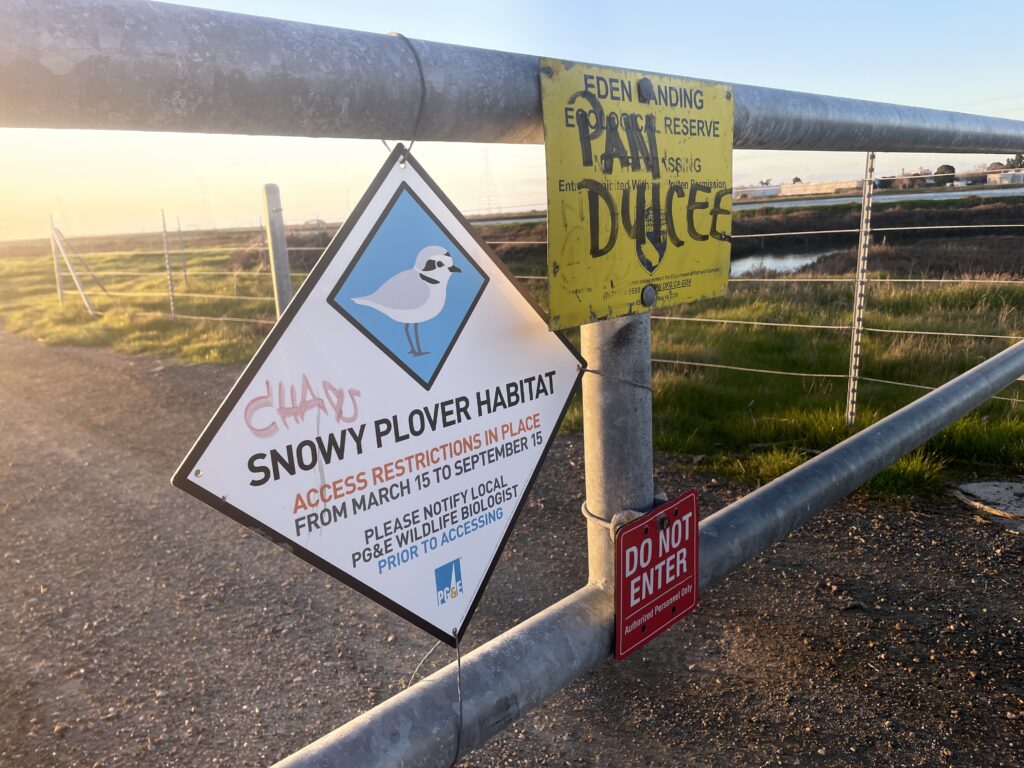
[729, 250, 837, 276]
[733, 185, 1024, 211]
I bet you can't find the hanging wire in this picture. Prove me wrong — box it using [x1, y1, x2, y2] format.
[406, 640, 443, 688]
[405, 630, 464, 767]
[382, 32, 427, 160]
[451, 628, 464, 766]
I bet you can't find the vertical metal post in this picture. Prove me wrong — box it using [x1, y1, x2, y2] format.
[49, 215, 64, 306]
[52, 229, 96, 317]
[258, 215, 268, 268]
[177, 217, 189, 289]
[845, 151, 876, 427]
[263, 184, 292, 319]
[161, 209, 177, 318]
[580, 314, 654, 591]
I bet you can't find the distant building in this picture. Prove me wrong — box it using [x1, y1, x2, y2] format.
[777, 179, 863, 197]
[735, 179, 871, 199]
[988, 170, 1024, 185]
[892, 167, 934, 190]
[734, 185, 780, 199]
[955, 171, 987, 186]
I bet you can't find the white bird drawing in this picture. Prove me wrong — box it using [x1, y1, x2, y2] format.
[352, 245, 462, 357]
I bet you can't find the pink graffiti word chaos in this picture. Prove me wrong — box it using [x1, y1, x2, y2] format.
[244, 376, 361, 438]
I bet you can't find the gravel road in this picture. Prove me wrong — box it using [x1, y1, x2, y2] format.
[1, 332, 1021, 767]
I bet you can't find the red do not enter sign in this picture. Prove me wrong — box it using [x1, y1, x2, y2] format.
[615, 490, 699, 660]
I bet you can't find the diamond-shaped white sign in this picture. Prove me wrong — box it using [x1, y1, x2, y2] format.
[172, 147, 584, 645]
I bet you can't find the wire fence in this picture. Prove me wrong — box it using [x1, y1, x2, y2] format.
[48, 172, 1024, 423]
[50, 229, 283, 326]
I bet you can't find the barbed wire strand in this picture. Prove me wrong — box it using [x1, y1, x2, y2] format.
[653, 316, 849, 332]
[858, 376, 1023, 404]
[100, 290, 274, 303]
[651, 358, 848, 380]
[650, 359, 1022, 403]
[133, 310, 275, 326]
[863, 326, 1023, 341]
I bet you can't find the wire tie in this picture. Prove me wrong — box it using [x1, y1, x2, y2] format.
[381, 32, 427, 165]
[581, 493, 668, 541]
[581, 366, 653, 393]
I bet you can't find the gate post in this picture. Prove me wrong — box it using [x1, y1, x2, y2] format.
[580, 314, 655, 591]
[263, 184, 293, 319]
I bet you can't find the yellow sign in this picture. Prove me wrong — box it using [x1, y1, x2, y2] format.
[540, 59, 733, 329]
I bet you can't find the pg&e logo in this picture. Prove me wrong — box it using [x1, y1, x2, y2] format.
[435, 558, 464, 606]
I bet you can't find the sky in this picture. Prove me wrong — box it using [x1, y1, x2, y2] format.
[3, 0, 1024, 241]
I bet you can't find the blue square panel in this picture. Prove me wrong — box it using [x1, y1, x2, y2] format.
[434, 558, 464, 606]
[327, 185, 488, 389]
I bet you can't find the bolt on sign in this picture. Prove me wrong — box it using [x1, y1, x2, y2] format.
[540, 59, 733, 329]
[615, 491, 699, 660]
[172, 146, 584, 646]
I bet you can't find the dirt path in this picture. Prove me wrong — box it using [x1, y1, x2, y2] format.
[0, 332, 1021, 767]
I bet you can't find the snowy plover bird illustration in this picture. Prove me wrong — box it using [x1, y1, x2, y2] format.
[352, 245, 461, 357]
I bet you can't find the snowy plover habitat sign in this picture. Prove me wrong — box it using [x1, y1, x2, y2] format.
[172, 146, 584, 644]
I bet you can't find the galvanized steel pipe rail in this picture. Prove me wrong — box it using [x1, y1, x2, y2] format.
[275, 340, 1024, 767]
[3, 0, 1024, 152]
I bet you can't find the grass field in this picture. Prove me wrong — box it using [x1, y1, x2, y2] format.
[646, 276, 1024, 491]
[3, 204, 1024, 493]
[0, 237, 274, 363]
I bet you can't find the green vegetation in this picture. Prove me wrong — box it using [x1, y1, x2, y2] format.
[636, 277, 1024, 490]
[3, 200, 1024, 494]
[0, 238, 275, 364]
[504, 245, 1024, 492]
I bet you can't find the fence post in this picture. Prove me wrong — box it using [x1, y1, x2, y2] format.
[49, 215, 64, 306]
[263, 184, 292, 319]
[258, 215, 268, 269]
[52, 229, 96, 317]
[845, 151, 876, 427]
[176, 217, 189, 289]
[580, 314, 655, 590]
[161, 209, 177, 319]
